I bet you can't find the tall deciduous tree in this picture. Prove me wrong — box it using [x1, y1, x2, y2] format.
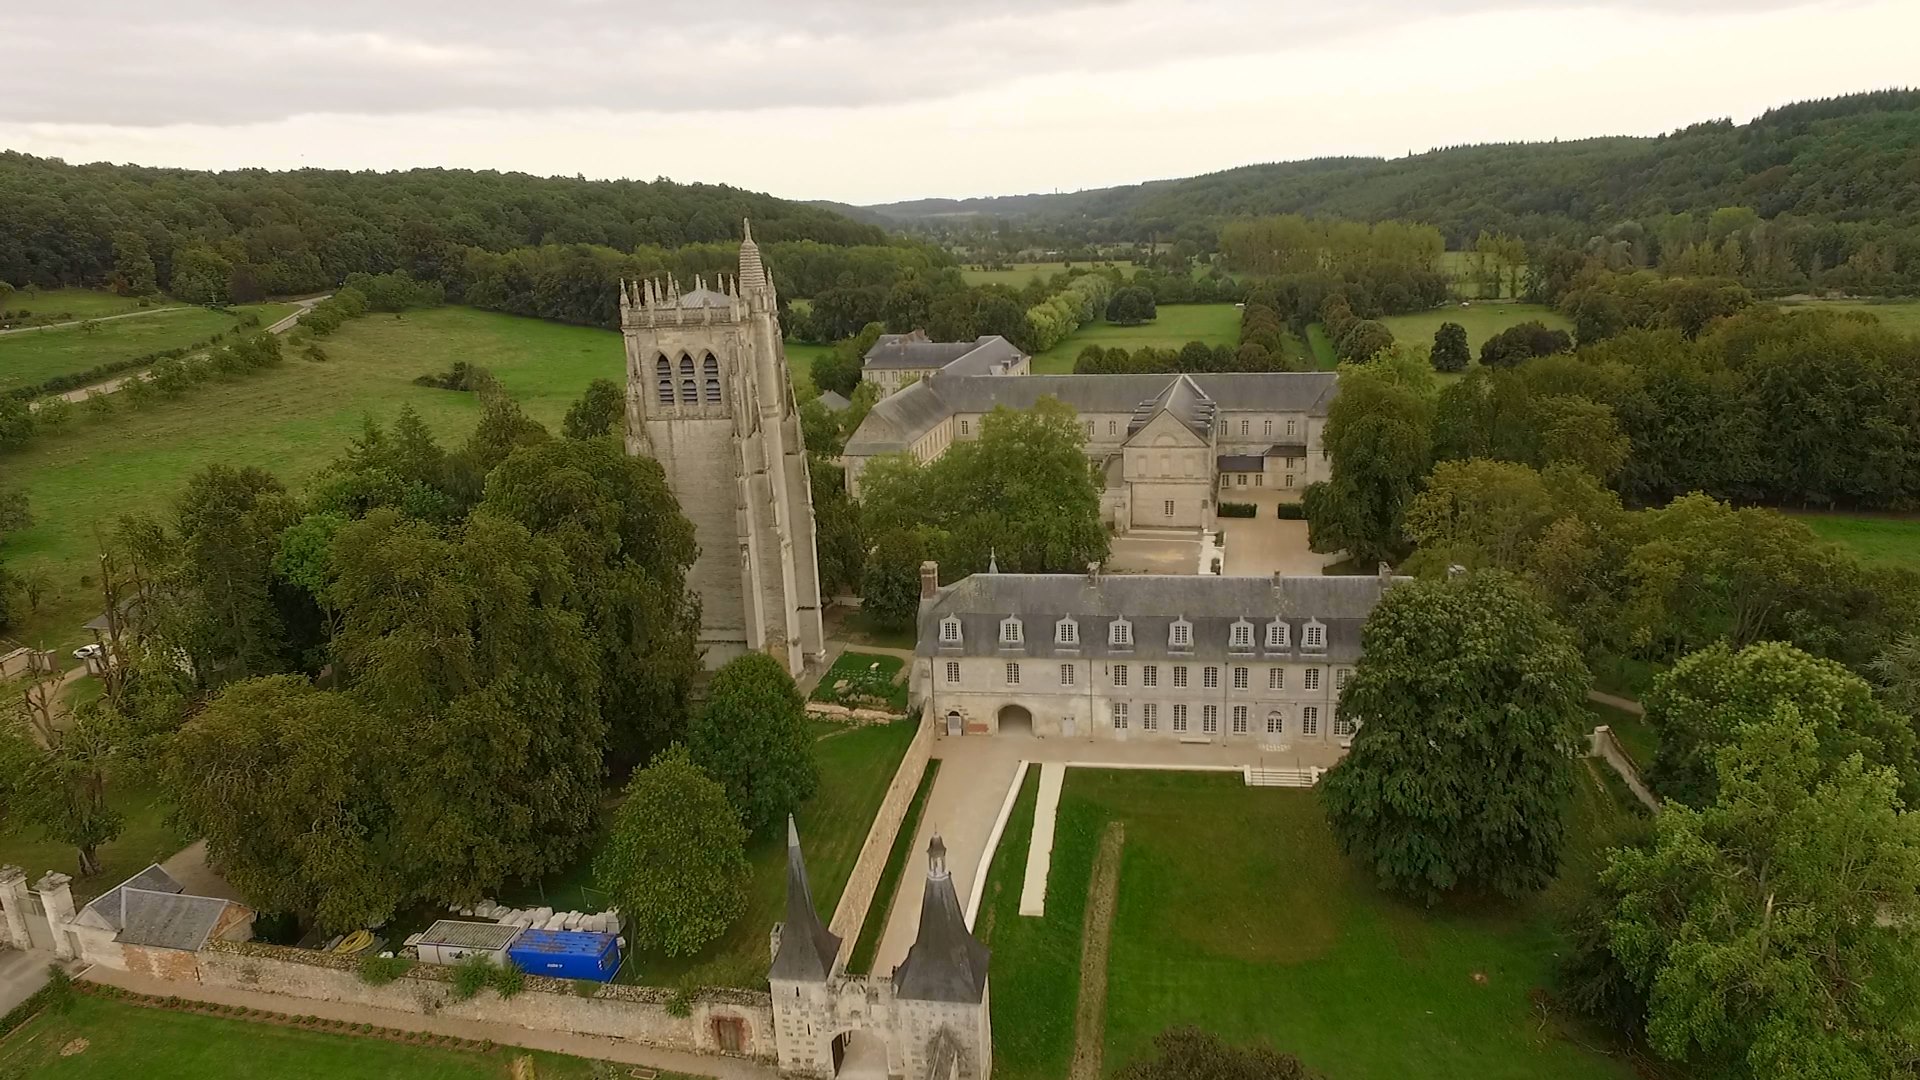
[0, 690, 124, 879]
[595, 745, 749, 957]
[1430, 322, 1469, 372]
[687, 653, 817, 836]
[562, 378, 625, 440]
[1603, 718, 1920, 1079]
[1303, 352, 1435, 566]
[1320, 571, 1590, 900]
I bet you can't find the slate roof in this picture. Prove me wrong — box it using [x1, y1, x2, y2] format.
[1127, 374, 1215, 439]
[79, 864, 182, 931]
[670, 286, 732, 310]
[892, 835, 989, 1004]
[79, 862, 234, 951]
[768, 816, 842, 983]
[862, 335, 1026, 376]
[916, 572, 1406, 666]
[816, 390, 851, 412]
[1264, 442, 1309, 457]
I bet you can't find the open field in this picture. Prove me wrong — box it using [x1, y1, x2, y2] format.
[0, 306, 624, 650]
[1777, 297, 1920, 335]
[0, 288, 169, 324]
[0, 783, 191, 904]
[784, 338, 830, 394]
[0, 994, 655, 1080]
[979, 769, 1638, 1080]
[502, 718, 918, 988]
[1029, 303, 1240, 373]
[959, 262, 1138, 289]
[1438, 251, 1527, 300]
[1792, 510, 1920, 570]
[1304, 302, 1573, 372]
[0, 301, 296, 396]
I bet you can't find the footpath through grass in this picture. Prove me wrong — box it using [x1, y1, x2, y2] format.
[0, 301, 296, 395]
[982, 769, 1639, 1080]
[1029, 304, 1240, 373]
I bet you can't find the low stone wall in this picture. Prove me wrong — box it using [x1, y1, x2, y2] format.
[186, 940, 775, 1061]
[804, 701, 906, 726]
[827, 713, 935, 965]
[1589, 726, 1660, 813]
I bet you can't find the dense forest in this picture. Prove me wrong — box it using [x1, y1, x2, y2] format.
[860, 91, 1920, 290]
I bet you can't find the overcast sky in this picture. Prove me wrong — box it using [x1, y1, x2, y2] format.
[3, 0, 1914, 205]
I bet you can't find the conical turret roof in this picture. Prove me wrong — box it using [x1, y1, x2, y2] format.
[769, 815, 841, 982]
[893, 832, 990, 1003]
[738, 218, 768, 290]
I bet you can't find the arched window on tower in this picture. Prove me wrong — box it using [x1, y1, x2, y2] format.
[679, 356, 697, 404]
[655, 356, 673, 405]
[703, 354, 721, 403]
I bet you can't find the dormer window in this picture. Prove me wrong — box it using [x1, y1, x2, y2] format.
[1055, 617, 1079, 646]
[1000, 617, 1024, 646]
[1266, 620, 1290, 649]
[939, 616, 963, 646]
[1109, 618, 1133, 648]
[1229, 620, 1254, 651]
[1303, 620, 1325, 650]
[1169, 618, 1192, 649]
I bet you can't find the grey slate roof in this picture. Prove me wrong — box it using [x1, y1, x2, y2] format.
[1264, 442, 1309, 457]
[1218, 454, 1264, 472]
[81, 864, 182, 931]
[863, 335, 1026, 376]
[669, 286, 732, 309]
[768, 816, 842, 983]
[118, 889, 229, 951]
[892, 836, 989, 1004]
[816, 390, 852, 412]
[916, 572, 1406, 666]
[1127, 374, 1215, 439]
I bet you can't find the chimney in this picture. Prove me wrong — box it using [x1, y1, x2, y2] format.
[920, 561, 940, 600]
[1272, 570, 1285, 592]
[1086, 561, 1101, 586]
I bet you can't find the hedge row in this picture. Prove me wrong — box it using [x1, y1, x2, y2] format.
[4, 310, 260, 402]
[1217, 502, 1258, 518]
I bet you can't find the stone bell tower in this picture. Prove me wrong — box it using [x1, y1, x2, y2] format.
[619, 221, 826, 675]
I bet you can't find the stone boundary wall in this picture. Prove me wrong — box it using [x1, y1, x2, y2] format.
[827, 713, 935, 966]
[804, 701, 905, 727]
[183, 940, 775, 1060]
[1589, 726, 1661, 813]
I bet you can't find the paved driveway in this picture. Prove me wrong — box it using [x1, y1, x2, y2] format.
[1219, 516, 1337, 576]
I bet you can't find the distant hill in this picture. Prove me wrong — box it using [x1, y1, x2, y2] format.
[856, 90, 1920, 246]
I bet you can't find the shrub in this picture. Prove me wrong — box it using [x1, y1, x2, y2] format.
[357, 953, 414, 986]
[1217, 501, 1257, 519]
[489, 960, 524, 999]
[449, 954, 494, 1001]
[1276, 502, 1307, 520]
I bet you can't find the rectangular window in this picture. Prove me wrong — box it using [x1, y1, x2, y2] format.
[1111, 702, 1128, 730]
[941, 619, 961, 644]
[1335, 715, 1356, 737]
[1269, 667, 1285, 690]
[960, 419, 970, 435]
[1164, 500, 1175, 518]
[1267, 622, 1289, 649]
[1171, 623, 1191, 648]
[1240, 420, 1249, 435]
[1286, 419, 1297, 436]
[1173, 665, 1188, 689]
[1110, 621, 1132, 647]
[945, 661, 960, 684]
[1285, 474, 1295, 488]
[1304, 668, 1321, 691]
[1142, 703, 1158, 730]
[1086, 420, 1095, 437]
[1143, 665, 1159, 688]
[1231, 624, 1252, 650]
[1006, 662, 1020, 686]
[1056, 620, 1078, 645]
[1113, 664, 1129, 687]
[1302, 705, 1319, 735]
[1254, 475, 1263, 487]
[1060, 663, 1075, 687]
[1336, 668, 1351, 690]
[1233, 666, 1249, 690]
[1304, 624, 1325, 649]
[1233, 705, 1249, 734]
[1220, 476, 1231, 493]
[1173, 703, 1188, 732]
[1266, 709, 1283, 734]
[1108, 420, 1117, 436]
[1203, 666, 1219, 689]
[1203, 705, 1219, 734]
[1264, 419, 1272, 435]
[1001, 620, 1022, 645]
[1236, 474, 1247, 487]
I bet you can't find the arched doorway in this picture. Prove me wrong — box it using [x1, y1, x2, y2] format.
[945, 710, 963, 737]
[997, 703, 1033, 736]
[831, 1029, 889, 1078]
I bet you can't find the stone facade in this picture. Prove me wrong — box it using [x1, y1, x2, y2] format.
[914, 563, 1406, 748]
[619, 221, 826, 675]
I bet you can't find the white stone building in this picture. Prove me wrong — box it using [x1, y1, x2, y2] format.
[912, 562, 1405, 746]
[618, 222, 826, 676]
[860, 330, 1030, 396]
[843, 368, 1337, 536]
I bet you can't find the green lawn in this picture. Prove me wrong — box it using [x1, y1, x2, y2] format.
[504, 718, 920, 988]
[0, 306, 624, 651]
[980, 769, 1638, 1080]
[810, 651, 908, 710]
[1029, 304, 1241, 373]
[0, 783, 192, 903]
[1792, 511, 1920, 571]
[1777, 297, 1920, 336]
[1305, 302, 1573, 377]
[846, 758, 940, 974]
[784, 339, 830, 394]
[1, 288, 170, 324]
[0, 994, 676, 1079]
[0, 302, 296, 396]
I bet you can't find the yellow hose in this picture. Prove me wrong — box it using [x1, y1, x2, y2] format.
[332, 929, 374, 955]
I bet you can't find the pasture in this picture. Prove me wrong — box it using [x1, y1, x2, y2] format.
[0, 287, 166, 324]
[959, 261, 1137, 288]
[1776, 297, 1920, 336]
[978, 769, 1639, 1080]
[0, 306, 623, 650]
[1304, 302, 1573, 372]
[1793, 511, 1920, 571]
[1029, 303, 1241, 373]
[0, 300, 296, 395]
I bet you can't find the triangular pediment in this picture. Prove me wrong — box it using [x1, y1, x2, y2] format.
[1125, 407, 1208, 449]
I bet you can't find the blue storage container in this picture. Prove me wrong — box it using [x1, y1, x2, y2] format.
[507, 929, 620, 982]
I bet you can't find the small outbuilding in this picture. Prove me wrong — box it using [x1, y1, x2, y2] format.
[415, 920, 522, 966]
[507, 928, 620, 982]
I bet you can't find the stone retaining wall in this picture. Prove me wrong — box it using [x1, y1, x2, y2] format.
[826, 713, 935, 966]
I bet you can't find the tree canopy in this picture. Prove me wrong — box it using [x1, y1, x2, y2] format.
[595, 745, 750, 957]
[688, 653, 818, 836]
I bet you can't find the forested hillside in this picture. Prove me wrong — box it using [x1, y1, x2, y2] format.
[866, 90, 1920, 263]
[0, 153, 893, 298]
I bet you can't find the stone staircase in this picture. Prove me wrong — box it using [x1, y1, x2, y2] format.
[1244, 765, 1323, 788]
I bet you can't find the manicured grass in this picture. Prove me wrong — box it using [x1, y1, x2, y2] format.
[809, 651, 907, 710]
[0, 994, 643, 1079]
[508, 718, 920, 988]
[0, 783, 192, 903]
[1, 288, 167, 323]
[1777, 297, 1920, 336]
[983, 770, 1638, 1080]
[845, 758, 940, 974]
[0, 306, 623, 651]
[835, 609, 920, 652]
[0, 302, 296, 395]
[784, 339, 830, 394]
[1380, 302, 1572, 359]
[1029, 304, 1241, 373]
[1792, 510, 1920, 570]
[1304, 323, 1338, 369]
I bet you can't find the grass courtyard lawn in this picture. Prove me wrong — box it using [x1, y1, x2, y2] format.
[980, 769, 1639, 1080]
[0, 783, 192, 903]
[0, 994, 662, 1079]
[1, 288, 169, 323]
[1791, 510, 1920, 571]
[0, 301, 296, 396]
[505, 718, 919, 989]
[1777, 297, 1920, 336]
[0, 306, 624, 651]
[810, 650, 908, 710]
[1029, 304, 1241, 373]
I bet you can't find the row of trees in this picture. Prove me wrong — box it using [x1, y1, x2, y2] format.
[1070, 339, 1309, 376]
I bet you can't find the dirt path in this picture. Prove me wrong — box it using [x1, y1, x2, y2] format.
[31, 296, 326, 408]
[0, 306, 188, 335]
[1587, 689, 1644, 715]
[1069, 821, 1125, 1080]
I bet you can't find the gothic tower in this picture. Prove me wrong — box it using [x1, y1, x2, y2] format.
[619, 222, 826, 675]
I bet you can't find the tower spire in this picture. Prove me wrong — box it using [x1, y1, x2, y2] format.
[893, 832, 990, 1003]
[738, 219, 767, 291]
[768, 815, 842, 983]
